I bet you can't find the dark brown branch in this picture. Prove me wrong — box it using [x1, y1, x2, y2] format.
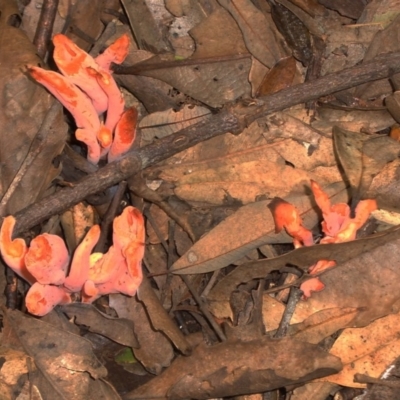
[112, 53, 251, 75]
[13, 51, 400, 234]
[33, 0, 59, 59]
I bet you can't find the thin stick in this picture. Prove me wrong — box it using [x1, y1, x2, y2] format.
[274, 287, 303, 338]
[33, 0, 59, 60]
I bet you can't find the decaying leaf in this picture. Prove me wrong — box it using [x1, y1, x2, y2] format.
[218, 0, 288, 67]
[289, 307, 361, 344]
[171, 182, 348, 275]
[264, 111, 323, 147]
[256, 56, 298, 97]
[109, 294, 175, 375]
[140, 104, 211, 141]
[319, 313, 400, 388]
[333, 126, 400, 201]
[62, 303, 139, 349]
[140, 55, 252, 107]
[138, 275, 192, 355]
[207, 224, 400, 324]
[367, 158, 400, 212]
[121, 0, 172, 53]
[189, 6, 248, 58]
[0, 1, 67, 215]
[269, 0, 312, 66]
[318, 0, 366, 19]
[3, 309, 107, 399]
[355, 14, 400, 99]
[124, 336, 341, 399]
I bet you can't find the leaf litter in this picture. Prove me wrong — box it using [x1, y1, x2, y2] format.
[2, 0, 400, 399]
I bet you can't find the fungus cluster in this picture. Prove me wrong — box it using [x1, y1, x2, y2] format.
[28, 34, 137, 164]
[0, 207, 145, 316]
[268, 181, 377, 298]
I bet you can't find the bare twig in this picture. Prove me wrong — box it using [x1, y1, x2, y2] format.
[354, 373, 400, 388]
[274, 287, 303, 338]
[33, 0, 59, 60]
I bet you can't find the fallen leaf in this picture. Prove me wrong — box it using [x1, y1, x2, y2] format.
[62, 303, 139, 348]
[256, 56, 297, 97]
[0, 1, 67, 214]
[109, 294, 175, 375]
[124, 336, 341, 400]
[318, 0, 366, 19]
[355, 14, 400, 99]
[367, 158, 400, 211]
[3, 309, 107, 399]
[290, 307, 361, 345]
[333, 126, 400, 200]
[207, 224, 400, 324]
[189, 6, 248, 58]
[140, 55, 252, 107]
[218, 0, 287, 67]
[121, 0, 172, 53]
[319, 312, 400, 388]
[269, 0, 312, 66]
[139, 105, 211, 141]
[171, 182, 348, 275]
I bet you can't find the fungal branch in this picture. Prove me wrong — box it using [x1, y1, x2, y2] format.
[28, 34, 137, 164]
[268, 181, 377, 298]
[0, 207, 145, 316]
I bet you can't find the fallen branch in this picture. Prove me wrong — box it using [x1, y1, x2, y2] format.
[14, 51, 400, 234]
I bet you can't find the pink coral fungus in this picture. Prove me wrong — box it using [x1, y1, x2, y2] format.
[0, 206, 145, 316]
[269, 181, 377, 298]
[28, 34, 136, 165]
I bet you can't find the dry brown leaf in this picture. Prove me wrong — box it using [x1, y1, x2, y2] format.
[265, 111, 324, 147]
[207, 224, 400, 324]
[61, 303, 139, 349]
[170, 182, 348, 275]
[321, 24, 380, 76]
[367, 158, 400, 212]
[137, 276, 192, 355]
[151, 113, 344, 206]
[318, 0, 366, 19]
[0, 1, 67, 215]
[319, 313, 400, 388]
[121, 0, 172, 53]
[146, 204, 170, 244]
[165, 0, 215, 18]
[124, 336, 342, 399]
[333, 126, 400, 200]
[141, 55, 252, 107]
[290, 307, 361, 344]
[218, 0, 288, 67]
[139, 105, 211, 141]
[173, 159, 318, 204]
[189, 6, 248, 58]
[256, 56, 297, 97]
[0, 347, 29, 398]
[355, 14, 400, 99]
[313, 108, 395, 138]
[291, 382, 337, 400]
[109, 294, 175, 375]
[358, 0, 400, 27]
[3, 310, 107, 399]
